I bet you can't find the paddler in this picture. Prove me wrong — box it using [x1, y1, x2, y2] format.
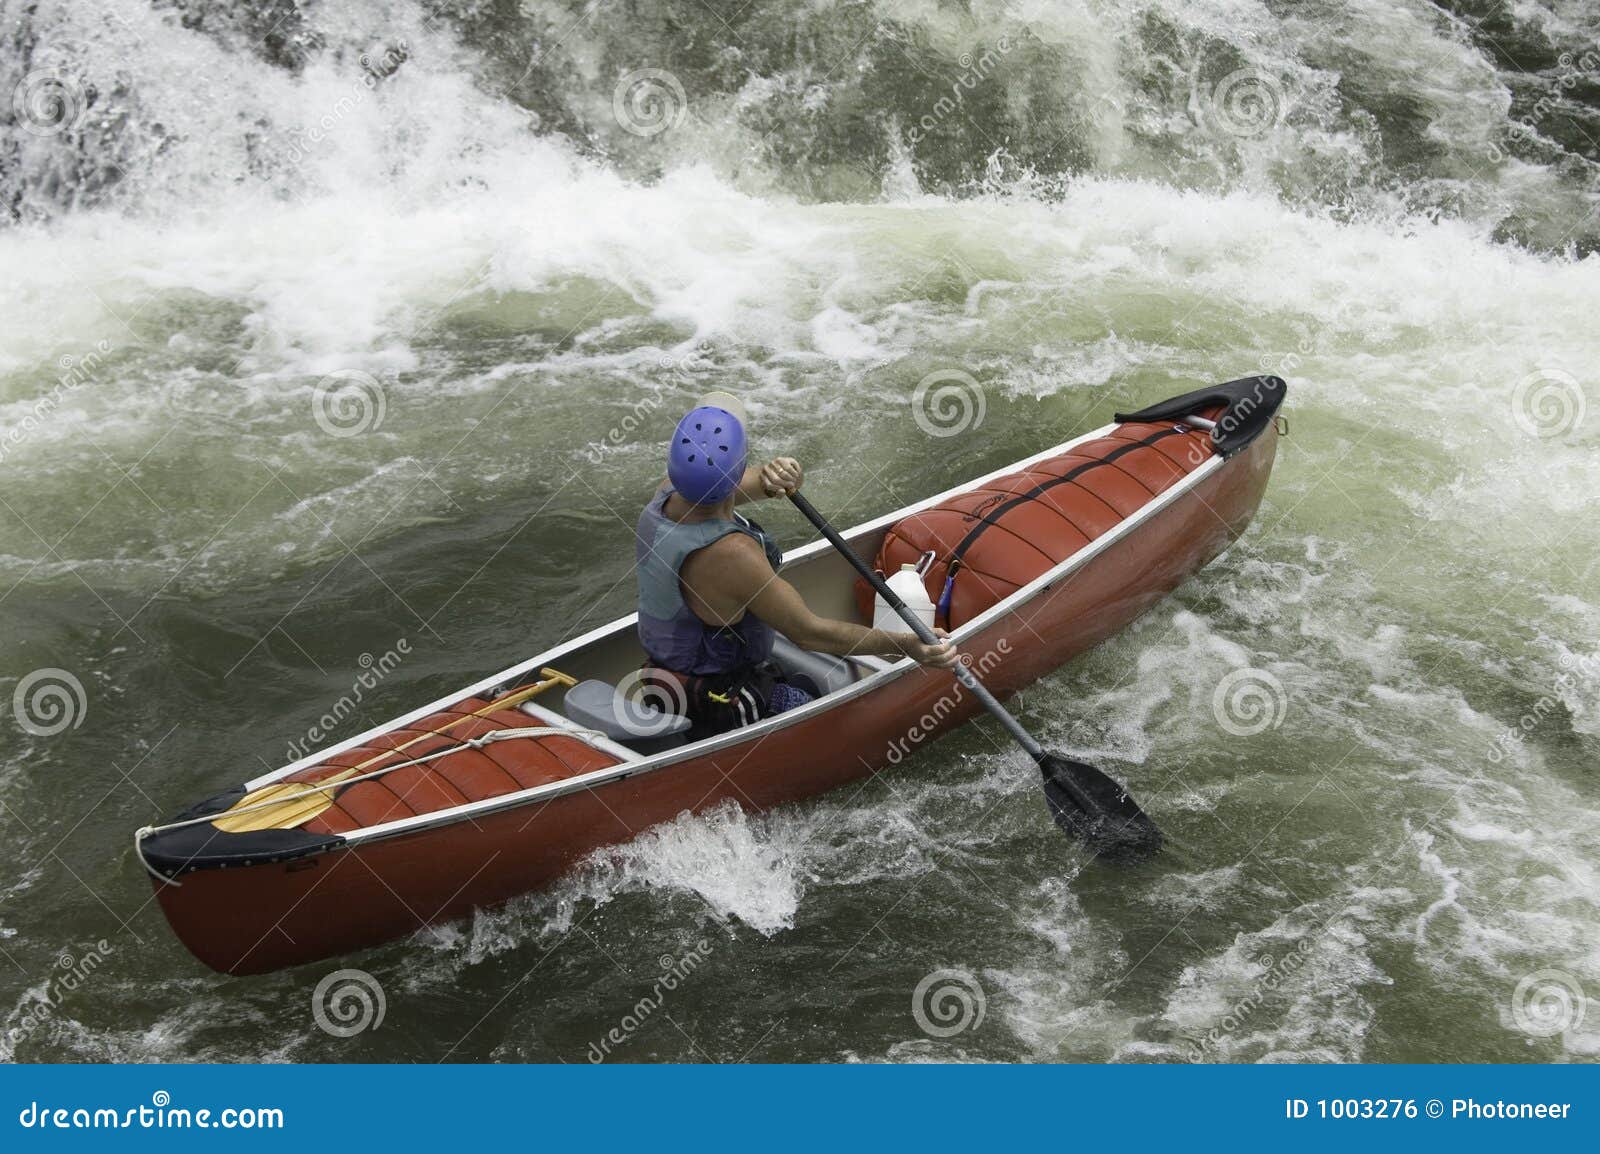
[637, 391, 957, 737]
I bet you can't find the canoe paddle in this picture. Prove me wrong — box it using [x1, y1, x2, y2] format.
[787, 490, 1162, 862]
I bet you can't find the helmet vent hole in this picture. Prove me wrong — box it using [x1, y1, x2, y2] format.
[687, 454, 696, 463]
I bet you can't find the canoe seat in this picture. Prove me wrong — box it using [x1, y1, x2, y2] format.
[770, 634, 862, 698]
[562, 679, 691, 752]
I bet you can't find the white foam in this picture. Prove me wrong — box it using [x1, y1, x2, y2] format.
[4, 0, 1600, 1063]
[1147, 897, 1399, 1063]
[416, 799, 807, 972]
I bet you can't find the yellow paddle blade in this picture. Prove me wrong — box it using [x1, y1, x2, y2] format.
[212, 668, 578, 834]
[210, 779, 348, 834]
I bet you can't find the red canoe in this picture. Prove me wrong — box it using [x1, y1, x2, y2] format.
[138, 377, 1286, 974]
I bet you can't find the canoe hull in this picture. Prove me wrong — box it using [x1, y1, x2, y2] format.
[154, 424, 1278, 975]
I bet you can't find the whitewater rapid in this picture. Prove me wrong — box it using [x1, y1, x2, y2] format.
[1, 0, 1596, 1063]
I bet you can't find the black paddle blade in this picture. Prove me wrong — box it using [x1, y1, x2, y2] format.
[1039, 754, 1163, 863]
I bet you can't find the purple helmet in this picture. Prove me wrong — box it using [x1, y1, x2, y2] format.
[668, 397, 747, 505]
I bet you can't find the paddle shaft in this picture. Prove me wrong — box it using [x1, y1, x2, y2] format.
[787, 491, 1046, 763]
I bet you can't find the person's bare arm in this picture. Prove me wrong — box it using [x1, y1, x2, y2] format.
[685, 534, 956, 667]
[734, 457, 804, 505]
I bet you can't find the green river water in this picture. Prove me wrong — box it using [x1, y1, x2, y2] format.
[0, 0, 1597, 1062]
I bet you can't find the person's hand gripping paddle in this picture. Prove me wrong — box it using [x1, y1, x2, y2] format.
[788, 491, 1162, 861]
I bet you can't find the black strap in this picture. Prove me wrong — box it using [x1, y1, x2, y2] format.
[945, 425, 1193, 568]
[734, 512, 784, 571]
[680, 663, 780, 740]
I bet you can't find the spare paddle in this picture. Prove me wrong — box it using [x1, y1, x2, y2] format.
[212, 667, 577, 834]
[788, 491, 1161, 862]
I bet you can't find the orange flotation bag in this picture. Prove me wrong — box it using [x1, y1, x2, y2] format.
[857, 418, 1218, 629]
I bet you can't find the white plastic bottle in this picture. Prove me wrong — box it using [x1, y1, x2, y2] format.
[874, 562, 936, 633]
